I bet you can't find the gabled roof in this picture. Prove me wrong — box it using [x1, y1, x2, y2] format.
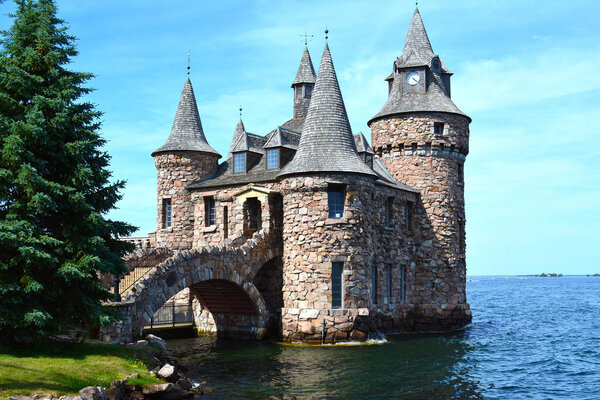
[279, 44, 376, 178]
[264, 127, 301, 150]
[230, 131, 267, 154]
[292, 47, 317, 86]
[354, 133, 374, 155]
[152, 78, 220, 157]
[227, 119, 246, 158]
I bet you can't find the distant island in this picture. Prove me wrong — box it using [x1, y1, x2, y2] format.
[536, 273, 563, 277]
[587, 273, 600, 277]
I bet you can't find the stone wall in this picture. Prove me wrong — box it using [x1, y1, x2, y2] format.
[370, 112, 472, 330]
[279, 174, 419, 342]
[154, 151, 219, 250]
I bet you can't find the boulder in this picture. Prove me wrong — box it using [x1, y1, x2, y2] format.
[108, 380, 127, 400]
[174, 378, 192, 391]
[157, 363, 177, 382]
[122, 373, 139, 382]
[142, 384, 184, 400]
[145, 334, 168, 354]
[79, 387, 107, 400]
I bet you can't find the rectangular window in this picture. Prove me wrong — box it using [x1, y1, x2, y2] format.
[223, 206, 228, 238]
[371, 265, 378, 305]
[434, 122, 444, 135]
[304, 84, 313, 98]
[328, 184, 346, 219]
[162, 199, 172, 228]
[386, 264, 392, 303]
[204, 197, 216, 227]
[404, 202, 411, 231]
[400, 265, 406, 304]
[385, 197, 393, 227]
[365, 154, 373, 168]
[332, 262, 343, 309]
[266, 148, 279, 170]
[233, 153, 245, 174]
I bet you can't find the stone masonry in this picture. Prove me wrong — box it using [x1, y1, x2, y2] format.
[108, 8, 472, 343]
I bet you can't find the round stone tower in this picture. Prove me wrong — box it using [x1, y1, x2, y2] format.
[368, 9, 471, 329]
[278, 44, 379, 342]
[152, 78, 221, 250]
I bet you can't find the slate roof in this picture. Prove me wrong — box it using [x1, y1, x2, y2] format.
[152, 78, 221, 157]
[280, 117, 305, 133]
[188, 154, 280, 189]
[368, 9, 470, 124]
[278, 44, 376, 178]
[292, 47, 317, 86]
[227, 119, 246, 158]
[354, 133, 375, 155]
[230, 131, 266, 154]
[264, 127, 301, 149]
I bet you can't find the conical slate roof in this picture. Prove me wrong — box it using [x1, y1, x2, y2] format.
[227, 119, 245, 158]
[279, 44, 376, 178]
[396, 8, 434, 69]
[292, 47, 317, 86]
[152, 78, 221, 157]
[368, 9, 470, 124]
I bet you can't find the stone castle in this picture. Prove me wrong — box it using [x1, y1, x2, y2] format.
[106, 8, 471, 343]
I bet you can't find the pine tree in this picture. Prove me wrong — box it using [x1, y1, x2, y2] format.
[0, 0, 136, 341]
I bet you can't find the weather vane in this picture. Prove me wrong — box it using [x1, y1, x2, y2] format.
[187, 51, 190, 76]
[325, 26, 329, 41]
[300, 32, 314, 46]
[239, 106, 243, 119]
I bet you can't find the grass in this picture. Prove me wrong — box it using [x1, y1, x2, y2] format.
[0, 341, 163, 397]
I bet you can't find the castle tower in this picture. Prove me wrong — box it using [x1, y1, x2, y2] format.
[368, 9, 472, 329]
[152, 78, 221, 249]
[291, 47, 317, 120]
[278, 44, 378, 342]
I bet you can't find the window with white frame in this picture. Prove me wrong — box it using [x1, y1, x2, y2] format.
[328, 184, 346, 219]
[162, 199, 172, 228]
[266, 148, 279, 170]
[204, 196, 216, 227]
[233, 153, 245, 173]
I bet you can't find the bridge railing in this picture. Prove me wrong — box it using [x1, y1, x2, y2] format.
[147, 302, 193, 328]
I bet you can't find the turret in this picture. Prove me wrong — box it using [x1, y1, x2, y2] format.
[368, 8, 472, 330]
[291, 47, 317, 119]
[152, 78, 221, 249]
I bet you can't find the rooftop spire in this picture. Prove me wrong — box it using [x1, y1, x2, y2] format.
[279, 44, 376, 178]
[228, 108, 246, 158]
[292, 47, 316, 86]
[400, 8, 434, 66]
[152, 79, 220, 157]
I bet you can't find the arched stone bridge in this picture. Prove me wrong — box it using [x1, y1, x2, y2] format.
[100, 229, 281, 343]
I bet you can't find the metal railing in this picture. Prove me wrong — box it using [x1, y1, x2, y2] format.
[148, 303, 194, 328]
[118, 248, 162, 294]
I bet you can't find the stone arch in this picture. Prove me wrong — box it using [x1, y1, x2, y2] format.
[121, 230, 279, 340]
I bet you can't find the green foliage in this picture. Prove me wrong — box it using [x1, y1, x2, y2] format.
[0, 0, 136, 341]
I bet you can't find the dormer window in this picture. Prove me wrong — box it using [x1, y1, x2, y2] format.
[233, 153, 245, 174]
[365, 154, 373, 168]
[266, 148, 279, 170]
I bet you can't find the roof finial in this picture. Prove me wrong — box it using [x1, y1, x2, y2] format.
[325, 26, 329, 41]
[187, 51, 191, 76]
[239, 106, 243, 121]
[300, 32, 314, 47]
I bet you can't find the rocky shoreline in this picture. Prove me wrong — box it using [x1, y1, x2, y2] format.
[3, 335, 200, 400]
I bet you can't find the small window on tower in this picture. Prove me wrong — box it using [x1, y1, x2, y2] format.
[162, 199, 172, 229]
[404, 202, 412, 232]
[332, 262, 344, 309]
[385, 197, 393, 227]
[434, 122, 444, 135]
[328, 184, 346, 219]
[304, 84, 313, 98]
[365, 154, 373, 168]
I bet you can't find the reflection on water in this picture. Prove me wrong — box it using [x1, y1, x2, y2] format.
[168, 332, 484, 399]
[167, 277, 600, 399]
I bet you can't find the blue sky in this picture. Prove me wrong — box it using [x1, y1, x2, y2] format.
[1, 0, 599, 275]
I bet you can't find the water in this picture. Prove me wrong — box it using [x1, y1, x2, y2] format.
[167, 276, 600, 399]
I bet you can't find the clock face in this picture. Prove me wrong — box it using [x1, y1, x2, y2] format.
[407, 72, 420, 85]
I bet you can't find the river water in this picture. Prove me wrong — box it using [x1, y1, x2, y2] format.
[167, 276, 600, 399]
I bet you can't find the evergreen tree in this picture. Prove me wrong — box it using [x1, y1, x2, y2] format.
[0, 0, 135, 341]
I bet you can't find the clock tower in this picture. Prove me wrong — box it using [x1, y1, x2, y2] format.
[368, 8, 472, 330]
